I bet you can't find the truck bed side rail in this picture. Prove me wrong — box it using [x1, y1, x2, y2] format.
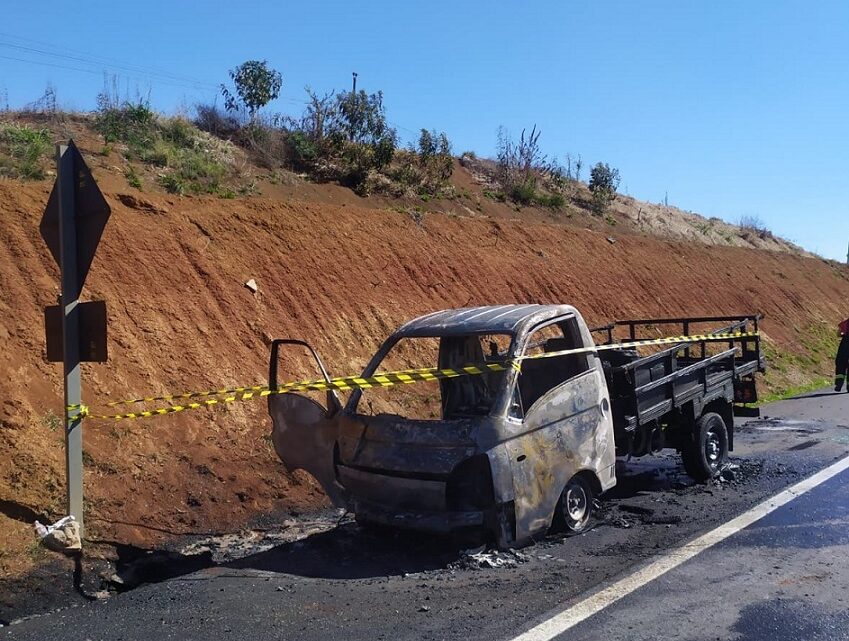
[612, 314, 762, 342]
[594, 314, 765, 377]
[598, 314, 766, 427]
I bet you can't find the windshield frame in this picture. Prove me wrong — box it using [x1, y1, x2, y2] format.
[344, 330, 517, 418]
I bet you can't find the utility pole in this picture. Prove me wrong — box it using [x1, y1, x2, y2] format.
[349, 72, 359, 142]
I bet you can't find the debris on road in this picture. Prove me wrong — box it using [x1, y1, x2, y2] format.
[33, 516, 81, 555]
[180, 510, 346, 563]
[712, 460, 764, 487]
[450, 548, 530, 570]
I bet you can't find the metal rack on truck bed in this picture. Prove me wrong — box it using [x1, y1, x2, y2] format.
[592, 315, 765, 480]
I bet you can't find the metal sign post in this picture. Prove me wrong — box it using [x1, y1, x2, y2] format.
[40, 140, 111, 538]
[56, 144, 84, 531]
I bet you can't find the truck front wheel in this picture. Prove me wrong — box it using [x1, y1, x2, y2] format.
[682, 412, 728, 481]
[554, 475, 594, 533]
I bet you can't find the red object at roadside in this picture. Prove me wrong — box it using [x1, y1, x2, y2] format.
[840, 318, 849, 336]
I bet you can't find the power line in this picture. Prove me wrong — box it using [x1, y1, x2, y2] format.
[0, 33, 219, 90]
[2, 47, 421, 135]
[0, 53, 217, 94]
[0, 43, 217, 91]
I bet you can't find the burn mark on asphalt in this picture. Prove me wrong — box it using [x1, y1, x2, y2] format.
[731, 599, 849, 641]
[787, 440, 819, 451]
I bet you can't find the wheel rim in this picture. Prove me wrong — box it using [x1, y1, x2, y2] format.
[565, 483, 588, 522]
[705, 429, 721, 467]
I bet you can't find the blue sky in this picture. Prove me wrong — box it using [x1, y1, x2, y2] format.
[2, 1, 847, 260]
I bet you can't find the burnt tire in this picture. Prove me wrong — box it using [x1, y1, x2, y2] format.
[682, 412, 728, 482]
[554, 474, 594, 534]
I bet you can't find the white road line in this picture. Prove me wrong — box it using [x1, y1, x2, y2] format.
[509, 453, 849, 641]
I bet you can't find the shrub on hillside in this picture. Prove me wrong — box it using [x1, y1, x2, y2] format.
[194, 103, 241, 138]
[327, 90, 397, 181]
[588, 162, 620, 214]
[157, 147, 227, 195]
[739, 215, 772, 240]
[494, 125, 566, 209]
[326, 90, 393, 147]
[95, 98, 158, 156]
[286, 130, 318, 170]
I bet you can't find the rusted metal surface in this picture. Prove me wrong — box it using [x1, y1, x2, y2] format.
[269, 305, 616, 548]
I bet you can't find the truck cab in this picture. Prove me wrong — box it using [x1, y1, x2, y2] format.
[268, 304, 616, 548]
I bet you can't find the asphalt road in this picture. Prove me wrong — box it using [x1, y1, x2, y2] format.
[3, 389, 849, 640]
[544, 458, 849, 641]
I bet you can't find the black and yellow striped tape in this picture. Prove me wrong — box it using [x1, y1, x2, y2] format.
[523, 331, 758, 360]
[66, 331, 758, 422]
[103, 384, 271, 407]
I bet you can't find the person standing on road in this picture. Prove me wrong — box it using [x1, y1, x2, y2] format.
[835, 318, 849, 391]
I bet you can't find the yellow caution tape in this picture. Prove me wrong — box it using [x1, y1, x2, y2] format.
[67, 331, 758, 422]
[103, 384, 271, 407]
[522, 331, 758, 360]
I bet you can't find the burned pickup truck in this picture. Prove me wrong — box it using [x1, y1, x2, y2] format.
[268, 305, 763, 548]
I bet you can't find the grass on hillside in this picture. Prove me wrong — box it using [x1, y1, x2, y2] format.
[0, 123, 52, 180]
[95, 102, 238, 196]
[755, 377, 833, 405]
[757, 322, 841, 404]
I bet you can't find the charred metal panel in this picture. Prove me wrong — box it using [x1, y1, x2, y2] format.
[269, 393, 346, 505]
[337, 415, 477, 476]
[397, 305, 570, 337]
[338, 465, 447, 512]
[504, 369, 614, 543]
[352, 500, 484, 532]
[487, 442, 517, 504]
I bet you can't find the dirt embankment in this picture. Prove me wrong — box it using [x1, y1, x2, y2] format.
[1, 179, 848, 579]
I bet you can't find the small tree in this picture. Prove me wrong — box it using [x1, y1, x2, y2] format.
[326, 89, 397, 181]
[327, 90, 393, 146]
[588, 162, 620, 214]
[221, 60, 282, 121]
[301, 87, 336, 141]
[417, 128, 453, 188]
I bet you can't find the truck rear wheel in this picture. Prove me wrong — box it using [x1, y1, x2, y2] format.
[554, 475, 594, 533]
[682, 412, 728, 481]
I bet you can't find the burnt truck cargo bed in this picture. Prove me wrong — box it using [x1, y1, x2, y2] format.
[595, 315, 765, 459]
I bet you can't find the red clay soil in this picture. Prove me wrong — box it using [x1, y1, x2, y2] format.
[1, 178, 848, 578]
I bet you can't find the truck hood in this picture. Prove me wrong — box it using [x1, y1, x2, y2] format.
[337, 413, 480, 477]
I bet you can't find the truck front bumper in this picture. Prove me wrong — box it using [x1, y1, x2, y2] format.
[352, 498, 485, 533]
[337, 464, 485, 533]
